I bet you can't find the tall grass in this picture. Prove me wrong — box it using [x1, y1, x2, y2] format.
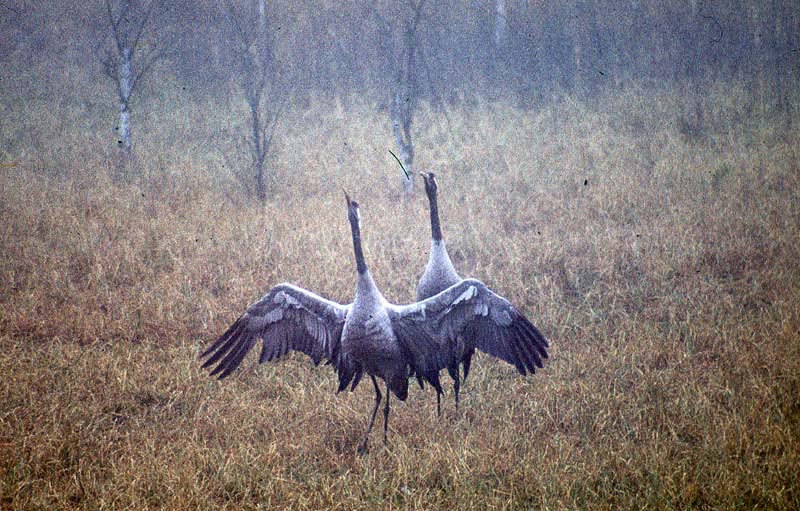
[1, 78, 799, 509]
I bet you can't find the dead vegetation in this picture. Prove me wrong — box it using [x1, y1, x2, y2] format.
[1, 83, 799, 509]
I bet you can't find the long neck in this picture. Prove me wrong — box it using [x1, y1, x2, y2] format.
[349, 217, 368, 275]
[428, 190, 443, 241]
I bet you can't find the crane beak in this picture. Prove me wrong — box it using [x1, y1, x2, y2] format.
[343, 190, 351, 206]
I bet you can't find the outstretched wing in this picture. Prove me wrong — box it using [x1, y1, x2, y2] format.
[389, 278, 549, 378]
[201, 284, 349, 379]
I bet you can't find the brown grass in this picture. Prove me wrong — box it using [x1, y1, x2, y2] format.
[1, 81, 800, 509]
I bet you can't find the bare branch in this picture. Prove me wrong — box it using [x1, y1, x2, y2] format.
[130, 43, 168, 95]
[418, 46, 453, 131]
[105, 0, 121, 52]
[0, 1, 21, 14]
[222, 0, 255, 50]
[260, 95, 286, 161]
[130, 0, 162, 57]
[410, 0, 426, 32]
[106, 0, 132, 54]
[96, 39, 117, 80]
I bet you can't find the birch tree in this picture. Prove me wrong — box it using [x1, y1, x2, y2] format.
[99, 0, 169, 165]
[222, 0, 284, 201]
[494, 0, 507, 52]
[377, 0, 426, 196]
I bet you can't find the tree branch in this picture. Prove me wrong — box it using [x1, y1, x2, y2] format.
[97, 42, 117, 80]
[260, 94, 286, 161]
[130, 43, 168, 96]
[223, 0, 255, 51]
[105, 0, 126, 54]
[130, 0, 161, 55]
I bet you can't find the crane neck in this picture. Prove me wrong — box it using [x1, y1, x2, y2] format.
[349, 215, 368, 275]
[427, 190, 443, 241]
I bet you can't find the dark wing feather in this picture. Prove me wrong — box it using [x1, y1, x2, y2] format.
[201, 284, 349, 380]
[389, 278, 549, 377]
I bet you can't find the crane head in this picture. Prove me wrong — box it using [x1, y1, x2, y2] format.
[420, 171, 438, 197]
[343, 190, 361, 226]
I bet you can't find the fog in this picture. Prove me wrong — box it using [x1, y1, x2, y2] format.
[5, 1, 797, 101]
[1, 1, 798, 193]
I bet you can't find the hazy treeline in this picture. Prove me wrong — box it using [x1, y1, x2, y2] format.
[3, 0, 799, 105]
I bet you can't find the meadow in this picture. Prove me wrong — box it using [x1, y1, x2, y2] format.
[1, 78, 799, 509]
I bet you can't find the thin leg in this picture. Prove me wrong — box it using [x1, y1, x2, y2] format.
[463, 351, 473, 382]
[382, 382, 390, 444]
[357, 375, 382, 454]
[430, 371, 444, 417]
[453, 373, 461, 412]
[448, 363, 460, 413]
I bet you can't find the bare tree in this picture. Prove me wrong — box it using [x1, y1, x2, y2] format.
[222, 0, 284, 201]
[377, 0, 427, 196]
[99, 0, 169, 165]
[494, 0, 508, 52]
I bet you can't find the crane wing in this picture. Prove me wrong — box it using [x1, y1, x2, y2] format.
[201, 284, 349, 380]
[389, 279, 549, 377]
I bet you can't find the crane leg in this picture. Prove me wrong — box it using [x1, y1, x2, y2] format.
[357, 375, 382, 454]
[448, 363, 461, 413]
[383, 382, 390, 444]
[453, 374, 461, 412]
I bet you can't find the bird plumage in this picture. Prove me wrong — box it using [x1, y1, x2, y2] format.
[201, 190, 548, 453]
[200, 283, 350, 382]
[415, 171, 549, 413]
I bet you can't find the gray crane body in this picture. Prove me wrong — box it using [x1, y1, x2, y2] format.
[417, 239, 461, 302]
[342, 269, 408, 401]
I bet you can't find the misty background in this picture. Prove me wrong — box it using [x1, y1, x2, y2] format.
[3, 1, 791, 99]
[2, 0, 798, 197]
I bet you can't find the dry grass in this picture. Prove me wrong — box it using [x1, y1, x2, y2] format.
[1, 81, 800, 509]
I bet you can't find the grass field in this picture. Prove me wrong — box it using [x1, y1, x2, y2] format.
[1, 79, 799, 509]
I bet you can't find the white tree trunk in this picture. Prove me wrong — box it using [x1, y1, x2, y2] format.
[258, 0, 266, 28]
[494, 0, 507, 51]
[118, 46, 132, 153]
[573, 38, 582, 91]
